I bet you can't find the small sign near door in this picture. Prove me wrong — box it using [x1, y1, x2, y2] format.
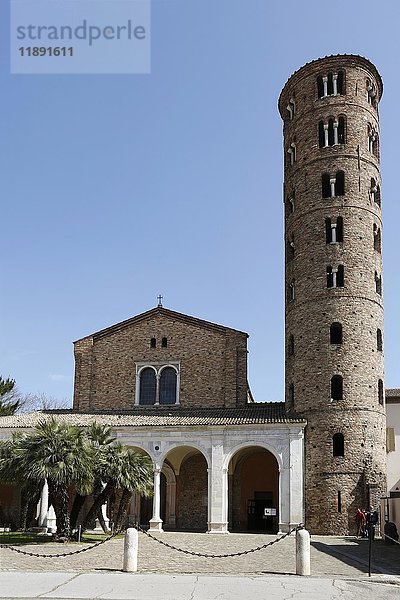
[263, 508, 277, 517]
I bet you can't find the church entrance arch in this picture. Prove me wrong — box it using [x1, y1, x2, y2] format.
[162, 445, 208, 531]
[228, 446, 279, 533]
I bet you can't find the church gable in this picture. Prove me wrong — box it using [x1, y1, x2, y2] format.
[73, 307, 248, 412]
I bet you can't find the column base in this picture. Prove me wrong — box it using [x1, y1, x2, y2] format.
[279, 522, 301, 533]
[148, 518, 164, 532]
[207, 521, 229, 534]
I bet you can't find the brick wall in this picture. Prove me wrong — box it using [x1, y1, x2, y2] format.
[73, 308, 248, 411]
[176, 454, 208, 531]
[279, 56, 387, 534]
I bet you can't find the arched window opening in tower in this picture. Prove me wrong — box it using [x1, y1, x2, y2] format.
[286, 97, 296, 120]
[337, 491, 342, 513]
[373, 224, 382, 253]
[287, 236, 295, 262]
[331, 375, 343, 401]
[328, 118, 335, 146]
[326, 216, 343, 243]
[323, 172, 345, 198]
[162, 337, 168, 348]
[319, 121, 325, 148]
[330, 322, 343, 345]
[370, 179, 381, 207]
[150, 337, 156, 348]
[287, 143, 296, 166]
[337, 116, 345, 144]
[288, 334, 295, 356]
[288, 281, 295, 302]
[317, 71, 344, 98]
[318, 117, 345, 148]
[368, 125, 379, 158]
[139, 367, 157, 405]
[378, 379, 384, 405]
[333, 433, 345, 457]
[377, 328, 383, 352]
[375, 271, 382, 295]
[335, 171, 345, 196]
[322, 173, 331, 198]
[286, 193, 295, 216]
[366, 79, 377, 108]
[327, 265, 344, 288]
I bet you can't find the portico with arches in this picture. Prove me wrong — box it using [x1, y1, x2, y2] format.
[117, 418, 305, 534]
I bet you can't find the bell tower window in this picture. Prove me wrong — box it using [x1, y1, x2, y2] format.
[327, 265, 344, 288]
[326, 217, 343, 243]
[331, 375, 343, 401]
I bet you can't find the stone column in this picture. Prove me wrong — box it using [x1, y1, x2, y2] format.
[330, 178, 336, 198]
[323, 76, 328, 97]
[331, 223, 337, 243]
[333, 121, 339, 145]
[279, 464, 290, 532]
[207, 442, 228, 533]
[324, 123, 329, 147]
[38, 480, 49, 528]
[333, 73, 338, 96]
[149, 468, 163, 532]
[289, 429, 305, 529]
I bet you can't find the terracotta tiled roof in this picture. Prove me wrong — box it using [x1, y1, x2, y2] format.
[0, 402, 305, 430]
[386, 388, 400, 399]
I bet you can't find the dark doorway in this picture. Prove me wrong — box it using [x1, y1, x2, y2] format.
[247, 492, 274, 531]
[229, 448, 279, 533]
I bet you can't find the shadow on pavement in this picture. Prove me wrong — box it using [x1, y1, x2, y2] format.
[311, 538, 400, 576]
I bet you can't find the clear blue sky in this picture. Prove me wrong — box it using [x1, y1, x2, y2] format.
[1, 0, 399, 404]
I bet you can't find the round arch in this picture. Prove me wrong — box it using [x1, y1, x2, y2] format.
[224, 441, 283, 472]
[160, 443, 211, 471]
[162, 444, 209, 532]
[226, 443, 280, 533]
[124, 443, 157, 469]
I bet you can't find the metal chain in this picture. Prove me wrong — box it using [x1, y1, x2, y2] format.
[0, 529, 122, 558]
[137, 523, 304, 558]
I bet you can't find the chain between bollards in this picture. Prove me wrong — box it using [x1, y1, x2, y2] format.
[0, 528, 122, 558]
[135, 523, 304, 559]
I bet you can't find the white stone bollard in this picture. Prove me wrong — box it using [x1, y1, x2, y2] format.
[296, 528, 311, 576]
[123, 528, 138, 572]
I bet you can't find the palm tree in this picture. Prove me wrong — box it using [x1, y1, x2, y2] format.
[82, 443, 153, 531]
[70, 423, 115, 531]
[114, 449, 153, 530]
[9, 419, 94, 538]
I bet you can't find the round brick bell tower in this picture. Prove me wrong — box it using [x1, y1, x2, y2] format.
[279, 55, 387, 534]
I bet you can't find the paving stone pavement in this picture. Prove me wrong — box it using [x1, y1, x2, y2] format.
[0, 532, 399, 577]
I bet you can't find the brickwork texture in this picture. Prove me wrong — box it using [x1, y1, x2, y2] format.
[279, 55, 387, 534]
[73, 307, 248, 411]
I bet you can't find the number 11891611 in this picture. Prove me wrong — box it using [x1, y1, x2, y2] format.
[19, 47, 74, 57]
